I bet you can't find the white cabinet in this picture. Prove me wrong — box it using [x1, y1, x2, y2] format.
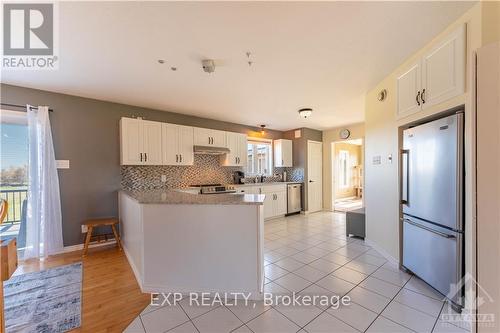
[194, 127, 226, 147]
[421, 25, 466, 109]
[162, 123, 194, 165]
[397, 25, 466, 118]
[120, 118, 162, 165]
[397, 62, 421, 118]
[222, 132, 247, 166]
[236, 184, 287, 220]
[274, 139, 293, 167]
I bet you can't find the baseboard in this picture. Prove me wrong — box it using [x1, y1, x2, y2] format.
[58, 240, 117, 254]
[122, 246, 144, 292]
[364, 238, 399, 265]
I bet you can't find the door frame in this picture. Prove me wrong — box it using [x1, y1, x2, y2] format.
[307, 140, 323, 213]
[331, 138, 365, 211]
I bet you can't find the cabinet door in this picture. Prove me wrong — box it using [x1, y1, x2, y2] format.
[274, 191, 287, 216]
[222, 132, 239, 166]
[193, 127, 212, 146]
[237, 134, 248, 166]
[162, 124, 179, 165]
[281, 140, 293, 167]
[397, 61, 421, 118]
[120, 118, 142, 165]
[421, 25, 465, 109]
[264, 193, 274, 219]
[274, 140, 283, 167]
[211, 130, 227, 147]
[178, 125, 194, 165]
[142, 120, 162, 165]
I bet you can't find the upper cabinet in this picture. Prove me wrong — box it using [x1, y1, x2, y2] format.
[194, 127, 226, 147]
[162, 123, 194, 165]
[120, 118, 162, 165]
[274, 139, 293, 167]
[221, 132, 247, 166]
[397, 25, 466, 118]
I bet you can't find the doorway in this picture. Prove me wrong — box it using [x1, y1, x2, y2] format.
[307, 140, 323, 213]
[332, 138, 364, 212]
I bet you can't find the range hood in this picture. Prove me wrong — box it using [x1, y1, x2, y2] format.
[193, 145, 230, 155]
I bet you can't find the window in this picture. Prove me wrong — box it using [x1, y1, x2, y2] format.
[0, 110, 29, 244]
[339, 150, 350, 189]
[246, 139, 273, 176]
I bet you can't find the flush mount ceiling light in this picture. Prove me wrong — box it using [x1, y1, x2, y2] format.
[298, 108, 313, 119]
[157, 59, 165, 64]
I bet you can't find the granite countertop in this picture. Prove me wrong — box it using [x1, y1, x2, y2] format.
[121, 189, 265, 205]
[234, 181, 303, 187]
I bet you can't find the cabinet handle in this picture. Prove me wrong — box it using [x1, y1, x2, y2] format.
[180, 154, 182, 163]
[176, 154, 178, 163]
[144, 153, 147, 162]
[421, 89, 426, 104]
[282, 159, 284, 166]
[416, 91, 421, 106]
[140, 153, 143, 162]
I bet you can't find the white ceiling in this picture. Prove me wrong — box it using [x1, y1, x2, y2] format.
[1, 1, 475, 131]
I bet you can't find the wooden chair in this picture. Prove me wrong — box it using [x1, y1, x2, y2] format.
[82, 218, 122, 256]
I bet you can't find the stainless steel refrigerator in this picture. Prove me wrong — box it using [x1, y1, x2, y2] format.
[401, 111, 464, 308]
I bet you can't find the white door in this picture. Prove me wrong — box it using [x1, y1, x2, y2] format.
[193, 127, 212, 146]
[282, 140, 293, 167]
[142, 120, 162, 165]
[178, 125, 194, 165]
[120, 118, 142, 165]
[421, 25, 465, 109]
[275, 191, 287, 216]
[307, 140, 323, 213]
[264, 193, 274, 219]
[162, 123, 178, 165]
[237, 133, 248, 166]
[397, 61, 422, 118]
[211, 130, 226, 147]
[222, 132, 240, 166]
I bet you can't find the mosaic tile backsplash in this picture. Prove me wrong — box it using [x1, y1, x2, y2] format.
[121, 154, 304, 190]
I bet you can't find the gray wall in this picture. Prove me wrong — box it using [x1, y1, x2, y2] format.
[1, 84, 284, 246]
[283, 128, 323, 211]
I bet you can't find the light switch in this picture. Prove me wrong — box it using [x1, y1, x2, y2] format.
[372, 156, 381, 165]
[294, 130, 301, 138]
[161, 175, 167, 182]
[56, 160, 70, 169]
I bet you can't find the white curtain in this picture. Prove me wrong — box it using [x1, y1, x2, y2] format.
[24, 105, 63, 259]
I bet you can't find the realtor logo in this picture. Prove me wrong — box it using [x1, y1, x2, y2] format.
[2, 2, 58, 69]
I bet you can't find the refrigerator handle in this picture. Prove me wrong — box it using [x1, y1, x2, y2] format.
[401, 149, 409, 205]
[403, 218, 456, 239]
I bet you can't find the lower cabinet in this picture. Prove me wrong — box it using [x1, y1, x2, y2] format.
[237, 184, 287, 220]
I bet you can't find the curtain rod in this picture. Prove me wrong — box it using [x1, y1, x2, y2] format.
[0, 103, 54, 112]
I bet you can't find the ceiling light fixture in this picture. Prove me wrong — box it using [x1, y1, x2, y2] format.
[298, 108, 313, 119]
[158, 59, 165, 64]
[260, 125, 266, 135]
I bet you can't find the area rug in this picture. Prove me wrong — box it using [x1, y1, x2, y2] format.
[3, 262, 82, 333]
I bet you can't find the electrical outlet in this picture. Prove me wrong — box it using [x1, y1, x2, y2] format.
[161, 175, 167, 182]
[81, 225, 88, 233]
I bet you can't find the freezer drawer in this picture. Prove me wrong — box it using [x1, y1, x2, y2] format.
[287, 184, 302, 214]
[403, 217, 463, 306]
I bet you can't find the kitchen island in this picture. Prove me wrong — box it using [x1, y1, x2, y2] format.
[118, 190, 265, 299]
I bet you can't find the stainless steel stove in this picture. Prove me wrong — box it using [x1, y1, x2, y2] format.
[190, 184, 237, 194]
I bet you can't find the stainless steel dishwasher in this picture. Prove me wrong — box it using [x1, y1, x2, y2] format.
[287, 183, 302, 214]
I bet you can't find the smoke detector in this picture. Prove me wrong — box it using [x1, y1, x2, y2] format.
[298, 108, 313, 119]
[202, 59, 216, 73]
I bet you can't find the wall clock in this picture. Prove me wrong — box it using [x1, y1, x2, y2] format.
[340, 129, 351, 140]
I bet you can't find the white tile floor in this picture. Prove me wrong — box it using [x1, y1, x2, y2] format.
[125, 211, 469, 333]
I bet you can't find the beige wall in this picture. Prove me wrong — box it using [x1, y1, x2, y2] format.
[482, 1, 500, 45]
[322, 123, 364, 210]
[333, 142, 362, 199]
[364, 4, 482, 317]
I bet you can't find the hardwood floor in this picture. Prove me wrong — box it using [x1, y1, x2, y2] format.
[16, 245, 149, 333]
